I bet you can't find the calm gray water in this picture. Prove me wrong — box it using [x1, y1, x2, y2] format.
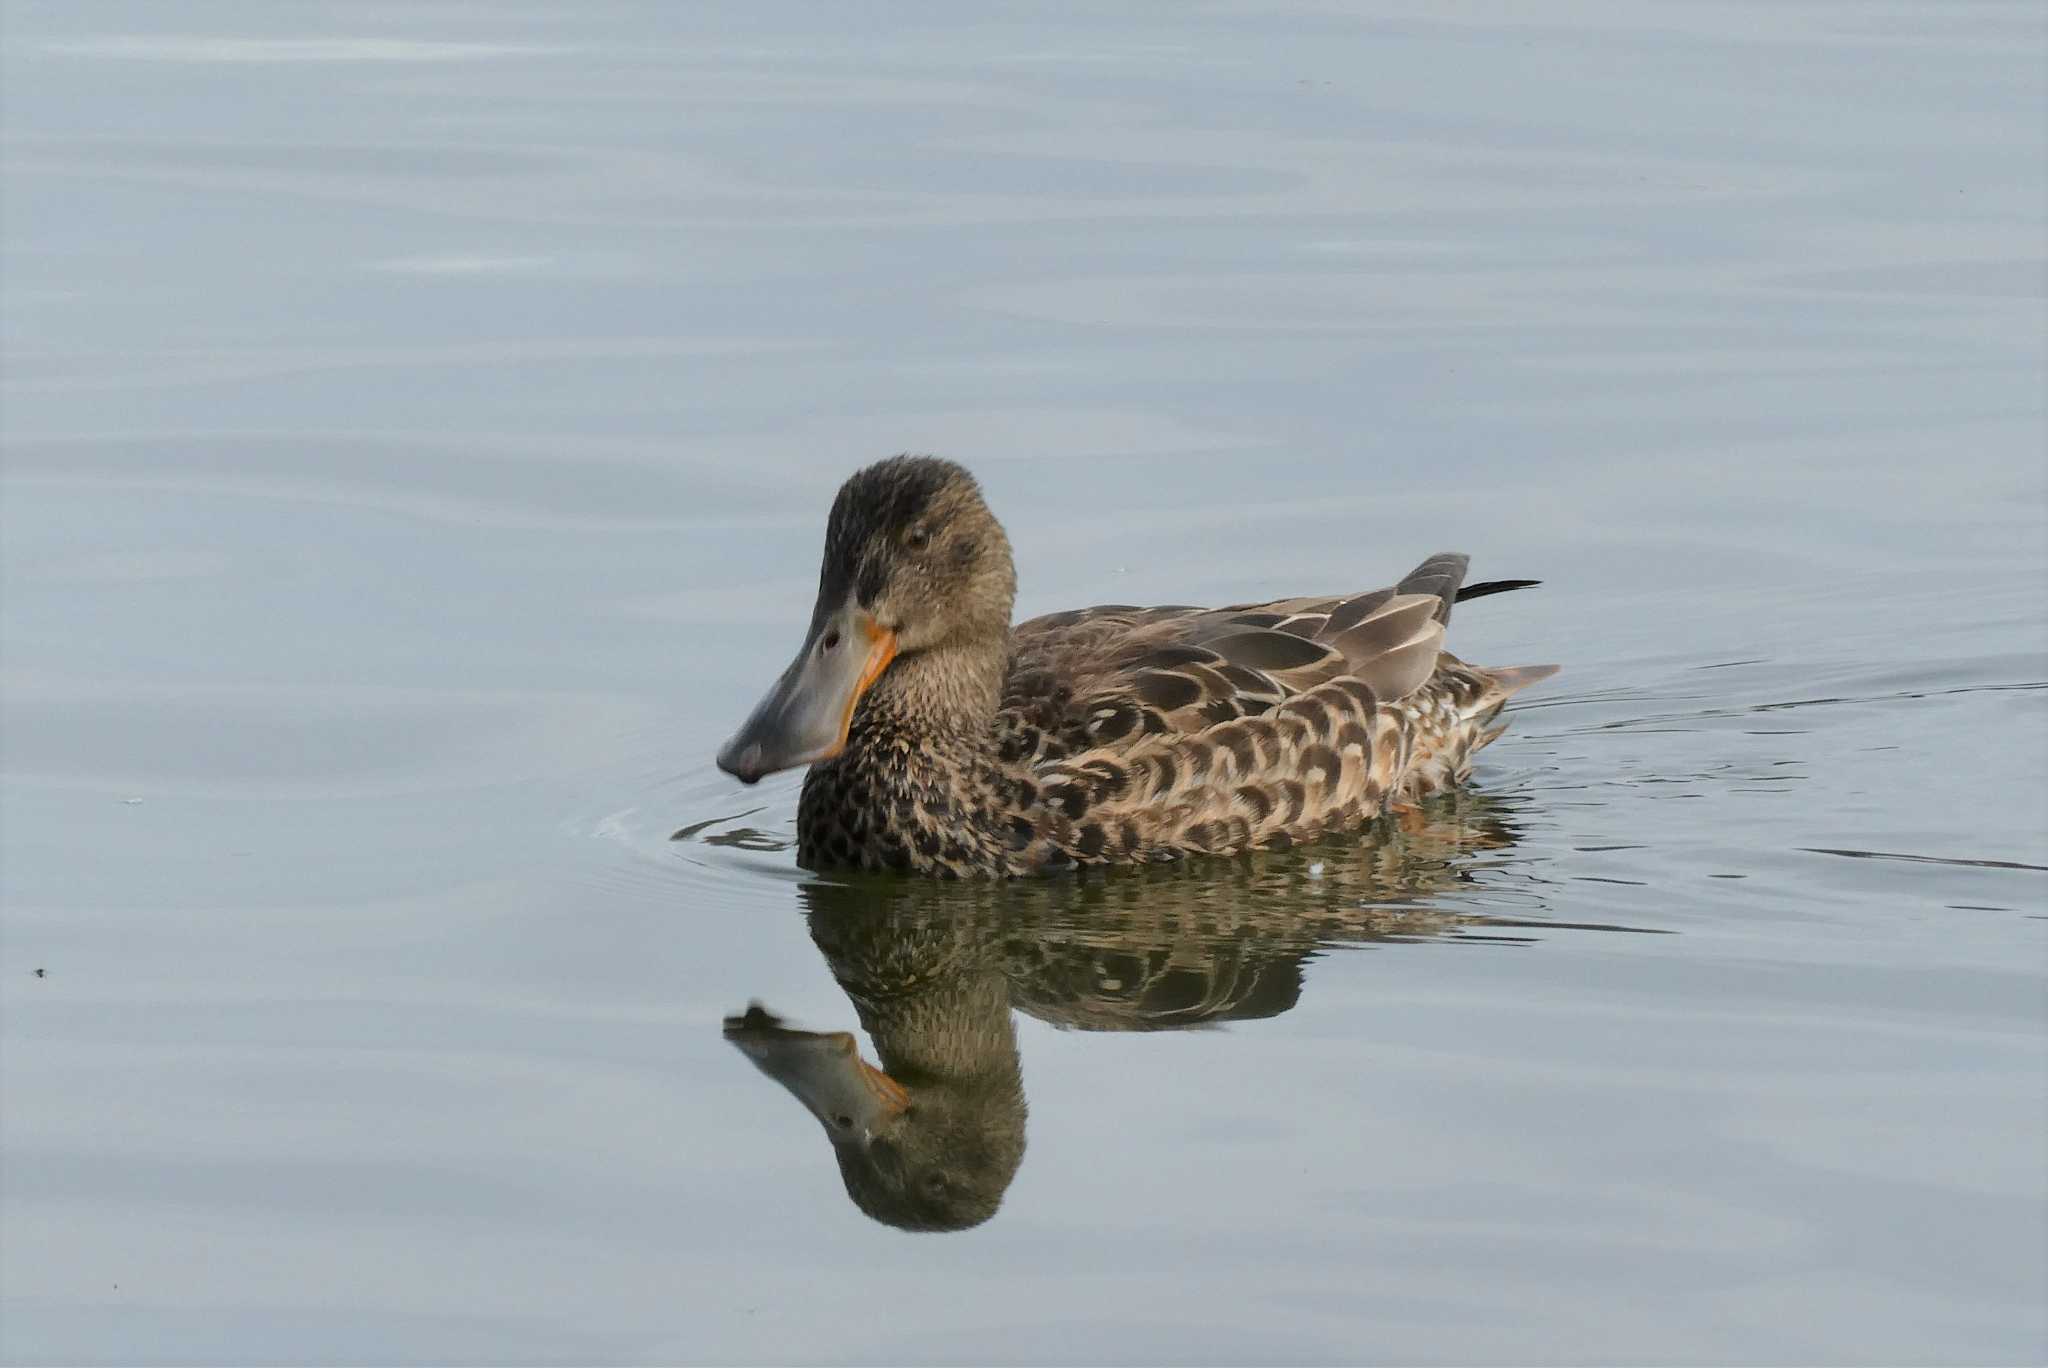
[4, 3, 2045, 1364]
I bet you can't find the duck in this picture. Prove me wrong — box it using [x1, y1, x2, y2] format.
[716, 454, 1556, 877]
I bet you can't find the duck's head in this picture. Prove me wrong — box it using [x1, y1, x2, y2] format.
[717, 455, 1015, 784]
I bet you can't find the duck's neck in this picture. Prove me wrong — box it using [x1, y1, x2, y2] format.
[870, 638, 1007, 742]
[798, 637, 1015, 874]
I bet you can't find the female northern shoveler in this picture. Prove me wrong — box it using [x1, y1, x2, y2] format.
[716, 455, 1555, 877]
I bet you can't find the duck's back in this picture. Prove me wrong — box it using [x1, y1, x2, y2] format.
[993, 553, 1554, 868]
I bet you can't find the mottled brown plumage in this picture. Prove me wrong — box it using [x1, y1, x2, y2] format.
[718, 455, 1557, 877]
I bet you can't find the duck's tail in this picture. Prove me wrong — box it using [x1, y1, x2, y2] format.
[1479, 663, 1561, 701]
[1455, 578, 1542, 605]
[1395, 552, 1542, 626]
[1392, 551, 1559, 719]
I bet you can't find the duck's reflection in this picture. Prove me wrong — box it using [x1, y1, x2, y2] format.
[724, 792, 1529, 1231]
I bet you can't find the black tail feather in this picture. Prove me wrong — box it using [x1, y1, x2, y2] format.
[1454, 579, 1541, 603]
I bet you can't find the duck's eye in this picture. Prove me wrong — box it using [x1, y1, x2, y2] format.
[904, 524, 932, 552]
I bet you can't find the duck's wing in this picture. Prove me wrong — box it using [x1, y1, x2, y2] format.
[997, 555, 1557, 866]
[1000, 553, 1482, 767]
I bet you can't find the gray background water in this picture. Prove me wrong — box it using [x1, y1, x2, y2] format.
[4, 2, 2044, 1363]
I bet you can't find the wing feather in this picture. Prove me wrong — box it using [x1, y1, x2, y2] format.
[1001, 553, 1542, 792]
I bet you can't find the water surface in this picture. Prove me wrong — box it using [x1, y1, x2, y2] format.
[3, 2, 2044, 1364]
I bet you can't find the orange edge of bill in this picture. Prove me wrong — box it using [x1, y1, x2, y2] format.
[826, 621, 897, 759]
